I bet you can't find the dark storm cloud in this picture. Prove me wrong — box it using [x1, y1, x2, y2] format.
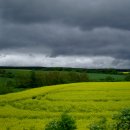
[1, 23, 130, 59]
[0, 0, 130, 68]
[1, 0, 130, 30]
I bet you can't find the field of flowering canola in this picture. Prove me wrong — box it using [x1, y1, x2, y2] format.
[0, 82, 130, 130]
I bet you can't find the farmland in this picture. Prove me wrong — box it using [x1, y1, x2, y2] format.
[0, 68, 127, 95]
[0, 82, 130, 130]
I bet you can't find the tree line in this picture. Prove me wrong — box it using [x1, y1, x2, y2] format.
[0, 70, 89, 94]
[16, 70, 89, 88]
[0, 69, 130, 95]
[1, 67, 128, 74]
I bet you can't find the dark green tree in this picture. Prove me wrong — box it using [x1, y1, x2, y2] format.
[30, 70, 37, 88]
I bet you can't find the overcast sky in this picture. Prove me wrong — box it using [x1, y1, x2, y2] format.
[0, 0, 130, 68]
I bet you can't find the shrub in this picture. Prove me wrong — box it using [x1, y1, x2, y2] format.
[58, 113, 77, 130]
[125, 73, 130, 81]
[45, 120, 60, 130]
[113, 108, 130, 130]
[45, 113, 77, 130]
[105, 76, 115, 82]
[89, 108, 130, 130]
[89, 117, 107, 130]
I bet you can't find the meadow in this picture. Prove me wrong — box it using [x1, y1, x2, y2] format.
[0, 82, 130, 130]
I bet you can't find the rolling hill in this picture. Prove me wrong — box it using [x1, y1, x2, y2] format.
[0, 82, 130, 130]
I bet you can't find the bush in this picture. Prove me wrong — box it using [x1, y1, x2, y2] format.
[125, 73, 130, 81]
[113, 108, 130, 130]
[89, 108, 130, 130]
[105, 76, 115, 82]
[89, 117, 107, 130]
[45, 113, 77, 130]
[58, 113, 77, 130]
[45, 120, 60, 130]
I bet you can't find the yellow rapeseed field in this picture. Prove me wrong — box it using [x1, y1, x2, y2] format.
[0, 82, 130, 130]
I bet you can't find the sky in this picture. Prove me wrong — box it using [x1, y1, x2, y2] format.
[0, 0, 130, 68]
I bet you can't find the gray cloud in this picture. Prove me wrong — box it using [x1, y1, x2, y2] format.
[1, 0, 130, 30]
[1, 23, 130, 59]
[0, 0, 130, 68]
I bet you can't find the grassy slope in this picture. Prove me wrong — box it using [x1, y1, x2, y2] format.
[87, 73, 125, 81]
[0, 82, 130, 130]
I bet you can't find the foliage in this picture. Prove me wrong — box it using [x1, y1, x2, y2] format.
[45, 113, 77, 130]
[105, 76, 115, 82]
[89, 117, 107, 130]
[15, 70, 89, 89]
[0, 67, 121, 74]
[29, 70, 37, 88]
[45, 120, 59, 130]
[58, 113, 77, 130]
[125, 73, 130, 81]
[0, 80, 15, 94]
[90, 108, 130, 130]
[0, 69, 14, 78]
[113, 108, 130, 130]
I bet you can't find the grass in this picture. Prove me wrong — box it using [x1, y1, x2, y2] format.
[122, 72, 130, 74]
[87, 73, 125, 81]
[0, 82, 130, 130]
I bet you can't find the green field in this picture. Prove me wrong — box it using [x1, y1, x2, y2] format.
[0, 82, 130, 130]
[0, 69, 128, 92]
[6, 69, 126, 81]
[87, 73, 125, 81]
